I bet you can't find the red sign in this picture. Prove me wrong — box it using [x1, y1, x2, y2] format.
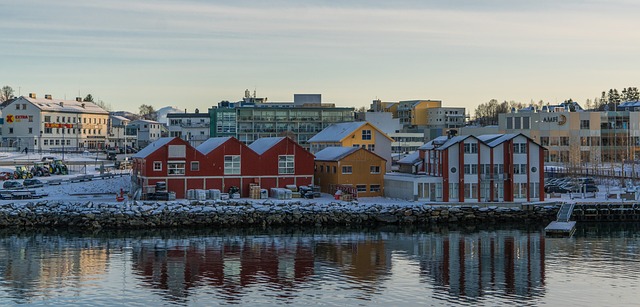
[5, 115, 13, 123]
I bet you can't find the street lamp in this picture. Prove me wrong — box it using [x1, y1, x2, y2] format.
[62, 127, 65, 161]
[39, 131, 42, 154]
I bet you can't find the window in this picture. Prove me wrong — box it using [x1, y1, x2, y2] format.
[367, 144, 375, 151]
[8, 128, 13, 134]
[342, 166, 353, 174]
[370, 165, 380, 174]
[464, 143, 478, 154]
[370, 185, 381, 192]
[167, 162, 185, 175]
[224, 155, 241, 175]
[28, 116, 33, 122]
[514, 143, 527, 154]
[278, 155, 294, 174]
[153, 161, 162, 171]
[580, 120, 590, 129]
[540, 137, 549, 146]
[333, 166, 336, 173]
[44, 140, 48, 145]
[362, 130, 372, 140]
[191, 161, 199, 171]
[319, 165, 324, 172]
[44, 116, 51, 122]
[356, 185, 367, 193]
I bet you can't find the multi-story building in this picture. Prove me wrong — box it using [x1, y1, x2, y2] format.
[308, 121, 394, 171]
[166, 109, 210, 147]
[384, 133, 545, 202]
[499, 107, 640, 166]
[209, 92, 354, 148]
[129, 119, 166, 149]
[314, 147, 386, 197]
[107, 115, 136, 150]
[397, 99, 442, 127]
[1, 93, 109, 152]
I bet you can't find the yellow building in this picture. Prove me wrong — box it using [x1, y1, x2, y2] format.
[397, 100, 442, 127]
[314, 147, 386, 197]
[308, 121, 394, 171]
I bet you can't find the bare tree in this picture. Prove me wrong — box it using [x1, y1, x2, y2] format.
[0, 86, 14, 102]
[139, 104, 157, 121]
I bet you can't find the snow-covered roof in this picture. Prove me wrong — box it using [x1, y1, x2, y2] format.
[418, 136, 448, 150]
[248, 137, 284, 155]
[111, 115, 129, 122]
[314, 147, 358, 161]
[20, 96, 108, 114]
[132, 137, 175, 159]
[130, 119, 160, 125]
[308, 122, 367, 142]
[397, 151, 420, 165]
[196, 137, 232, 155]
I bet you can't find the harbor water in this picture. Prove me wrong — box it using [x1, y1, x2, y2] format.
[0, 223, 638, 306]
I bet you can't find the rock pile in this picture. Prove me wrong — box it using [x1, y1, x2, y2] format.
[0, 200, 559, 229]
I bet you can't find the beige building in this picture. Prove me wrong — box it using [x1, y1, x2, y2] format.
[500, 109, 639, 166]
[2, 93, 109, 152]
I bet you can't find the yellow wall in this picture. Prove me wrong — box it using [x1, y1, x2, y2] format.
[340, 123, 377, 149]
[314, 149, 386, 197]
[412, 100, 442, 126]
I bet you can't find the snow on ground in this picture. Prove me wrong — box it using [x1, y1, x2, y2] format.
[0, 151, 638, 205]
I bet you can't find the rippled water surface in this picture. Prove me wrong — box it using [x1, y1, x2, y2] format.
[0, 224, 639, 306]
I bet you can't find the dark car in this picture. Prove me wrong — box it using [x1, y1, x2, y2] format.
[23, 179, 44, 188]
[106, 151, 118, 161]
[3, 181, 23, 190]
[545, 184, 571, 193]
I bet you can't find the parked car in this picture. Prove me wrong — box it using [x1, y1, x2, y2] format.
[3, 181, 23, 190]
[106, 151, 118, 161]
[545, 184, 571, 193]
[23, 178, 45, 188]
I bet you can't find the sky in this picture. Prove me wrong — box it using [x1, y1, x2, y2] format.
[2, 0, 640, 114]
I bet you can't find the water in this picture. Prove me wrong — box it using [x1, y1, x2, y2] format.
[0, 224, 638, 306]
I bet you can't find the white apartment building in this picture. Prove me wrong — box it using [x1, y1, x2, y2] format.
[1, 94, 109, 152]
[129, 119, 166, 148]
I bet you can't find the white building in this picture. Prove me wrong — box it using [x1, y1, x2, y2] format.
[385, 133, 545, 202]
[107, 115, 136, 150]
[1, 93, 109, 152]
[166, 109, 210, 147]
[129, 119, 166, 148]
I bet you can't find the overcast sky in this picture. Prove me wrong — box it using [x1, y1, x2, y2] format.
[2, 0, 640, 113]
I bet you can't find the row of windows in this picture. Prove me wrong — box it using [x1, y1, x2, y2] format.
[454, 164, 505, 175]
[153, 155, 295, 175]
[44, 115, 106, 125]
[316, 165, 380, 174]
[513, 143, 527, 154]
[463, 143, 478, 154]
[42, 139, 71, 146]
[7, 127, 102, 135]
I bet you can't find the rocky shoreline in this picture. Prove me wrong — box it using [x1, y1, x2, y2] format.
[0, 200, 560, 229]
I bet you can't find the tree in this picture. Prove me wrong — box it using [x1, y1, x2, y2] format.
[83, 94, 94, 102]
[139, 104, 157, 121]
[0, 86, 14, 102]
[94, 100, 111, 111]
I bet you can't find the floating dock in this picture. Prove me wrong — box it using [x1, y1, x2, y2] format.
[545, 203, 576, 237]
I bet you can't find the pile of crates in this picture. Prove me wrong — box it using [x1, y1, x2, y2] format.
[249, 184, 268, 199]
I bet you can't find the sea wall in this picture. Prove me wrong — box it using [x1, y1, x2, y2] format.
[0, 200, 560, 229]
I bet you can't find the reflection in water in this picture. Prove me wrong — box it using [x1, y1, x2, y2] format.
[0, 225, 637, 305]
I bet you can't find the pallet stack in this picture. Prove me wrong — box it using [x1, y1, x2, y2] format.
[250, 184, 261, 199]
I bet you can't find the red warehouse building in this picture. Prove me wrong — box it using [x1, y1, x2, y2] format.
[132, 136, 315, 199]
[131, 137, 208, 199]
[247, 137, 315, 190]
[195, 136, 261, 196]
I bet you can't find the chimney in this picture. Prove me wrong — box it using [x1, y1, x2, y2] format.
[59, 101, 64, 107]
[76, 97, 82, 102]
[81, 103, 85, 108]
[44, 94, 52, 100]
[29, 93, 36, 99]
